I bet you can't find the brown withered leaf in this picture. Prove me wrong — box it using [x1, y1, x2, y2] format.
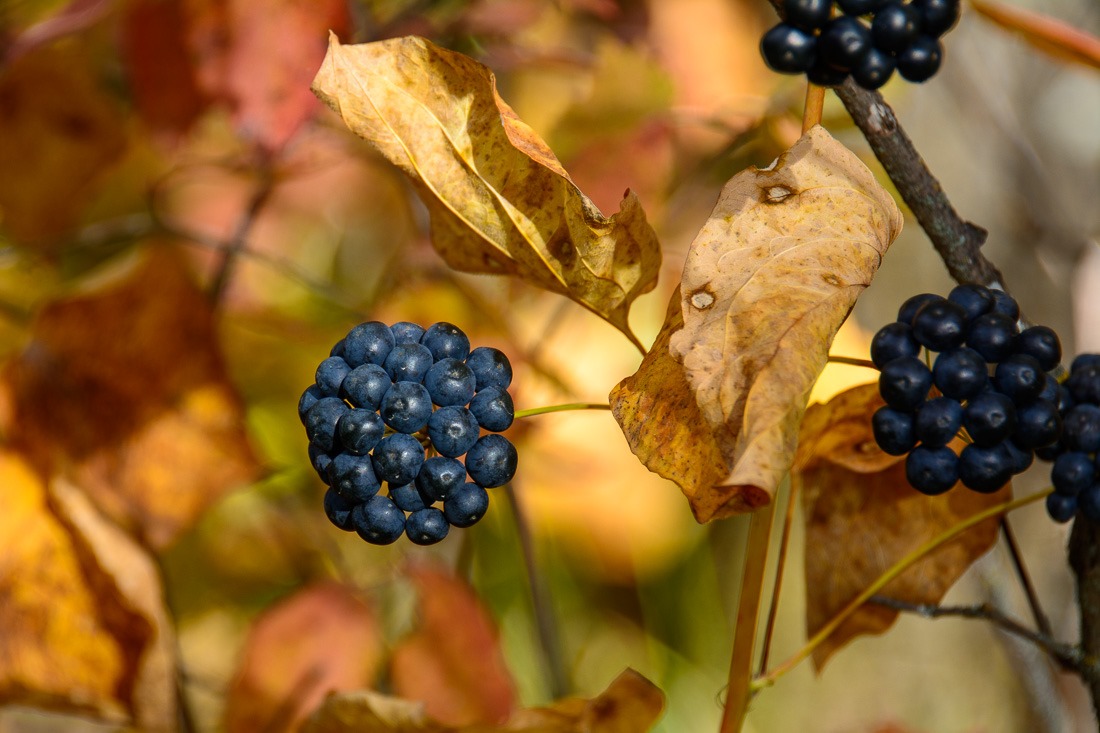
[391, 564, 516, 727]
[612, 126, 902, 522]
[971, 0, 1100, 71]
[311, 35, 661, 349]
[0, 245, 260, 550]
[794, 383, 1009, 669]
[224, 582, 384, 733]
[0, 454, 176, 729]
[303, 668, 663, 733]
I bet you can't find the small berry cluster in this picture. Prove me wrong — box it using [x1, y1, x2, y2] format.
[299, 321, 517, 546]
[1037, 355, 1100, 523]
[761, 0, 960, 89]
[871, 285, 1063, 498]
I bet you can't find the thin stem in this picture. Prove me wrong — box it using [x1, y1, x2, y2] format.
[802, 83, 826, 133]
[1000, 517, 1053, 638]
[758, 480, 801, 676]
[752, 488, 1051, 691]
[826, 355, 877, 370]
[514, 403, 611, 419]
[208, 164, 276, 306]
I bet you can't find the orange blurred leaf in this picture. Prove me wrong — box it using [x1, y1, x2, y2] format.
[224, 582, 384, 733]
[0, 454, 176, 729]
[311, 35, 662, 350]
[304, 668, 663, 733]
[794, 384, 1009, 669]
[1, 245, 260, 549]
[391, 564, 517, 727]
[611, 126, 902, 522]
[970, 0, 1100, 71]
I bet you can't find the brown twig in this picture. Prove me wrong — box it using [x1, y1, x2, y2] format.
[208, 163, 276, 306]
[1000, 517, 1053, 638]
[1070, 519, 1100, 721]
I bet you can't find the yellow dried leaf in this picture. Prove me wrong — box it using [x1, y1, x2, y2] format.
[311, 35, 661, 348]
[612, 127, 902, 522]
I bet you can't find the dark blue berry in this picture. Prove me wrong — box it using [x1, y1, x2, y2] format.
[380, 382, 433, 434]
[444, 483, 490, 528]
[315, 356, 351, 396]
[309, 443, 334, 482]
[897, 35, 942, 82]
[819, 16, 873, 72]
[963, 392, 1017, 447]
[391, 321, 426, 345]
[328, 452, 382, 503]
[1072, 354, 1100, 372]
[1052, 452, 1094, 495]
[1014, 326, 1061, 371]
[383, 343, 434, 383]
[341, 364, 391, 410]
[1004, 438, 1034, 474]
[372, 433, 425, 486]
[1014, 400, 1062, 449]
[1081, 485, 1100, 522]
[323, 488, 357, 531]
[1067, 361, 1100, 405]
[958, 443, 1013, 493]
[966, 313, 1017, 363]
[344, 321, 395, 368]
[988, 290, 1020, 321]
[465, 347, 513, 391]
[389, 482, 426, 512]
[871, 3, 921, 53]
[879, 356, 933, 411]
[872, 406, 917, 456]
[1037, 375, 1060, 404]
[427, 406, 481, 458]
[415, 456, 468, 502]
[1047, 492, 1078, 523]
[994, 354, 1046, 404]
[871, 323, 921, 369]
[406, 507, 450, 545]
[337, 408, 385, 455]
[947, 284, 993, 324]
[421, 322, 471, 362]
[352, 495, 406, 545]
[465, 434, 518, 488]
[1035, 440, 1065, 463]
[837, 0, 889, 14]
[912, 299, 968, 351]
[852, 47, 896, 90]
[898, 293, 943, 326]
[424, 358, 477, 407]
[932, 347, 988, 400]
[330, 339, 346, 358]
[905, 446, 958, 495]
[470, 386, 515, 432]
[1063, 404, 1100, 453]
[912, 0, 960, 37]
[915, 397, 963, 447]
[783, 0, 832, 30]
[298, 384, 323, 425]
[761, 23, 818, 74]
[807, 61, 849, 86]
[305, 397, 350, 452]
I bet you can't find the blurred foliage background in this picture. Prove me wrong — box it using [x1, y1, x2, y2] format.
[0, 0, 1097, 732]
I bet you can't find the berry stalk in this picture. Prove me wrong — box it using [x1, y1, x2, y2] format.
[513, 403, 612, 419]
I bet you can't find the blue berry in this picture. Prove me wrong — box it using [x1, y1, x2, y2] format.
[1037, 374, 1060, 404]
[807, 60, 849, 87]
[994, 354, 1046, 404]
[465, 434, 518, 488]
[761, 23, 818, 74]
[305, 397, 350, 452]
[330, 339, 346, 358]
[1014, 400, 1062, 449]
[470, 386, 515, 432]
[298, 384, 323, 425]
[871, 322, 921, 369]
[344, 321, 395, 368]
[323, 488, 357, 531]
[390, 321, 426, 345]
[465, 347, 513, 391]
[1004, 438, 1034, 475]
[1067, 360, 1100, 405]
[932, 347, 988, 400]
[444, 483, 490, 528]
[871, 3, 921, 53]
[353, 496, 406, 545]
[988, 290, 1020, 321]
[341, 364, 391, 410]
[897, 35, 942, 82]
[337, 408, 385, 455]
[1063, 404, 1100, 453]
[1014, 326, 1061, 372]
[328, 452, 382, 503]
[905, 446, 958, 495]
[784, 0, 831, 29]
[898, 293, 943, 326]
[912, 0, 960, 37]
[837, 0, 889, 14]
[1046, 492, 1077, 523]
[309, 443, 334, 482]
[915, 397, 963, 448]
[879, 356, 933, 411]
[963, 392, 1017, 447]
[372, 433, 425, 485]
[872, 406, 917, 456]
[1052, 452, 1094, 496]
[966, 313, 1017, 363]
[819, 16, 873, 72]
[852, 47, 896, 90]
[912, 299, 968, 351]
[380, 382, 433, 434]
[427, 406, 481, 458]
[958, 443, 1013, 493]
[315, 356, 351, 397]
[1072, 354, 1100, 372]
[415, 456, 468, 502]
[406, 507, 450, 545]
[383, 343, 434, 383]
[389, 482, 426, 512]
[947, 284, 993, 324]
[424, 358, 477, 407]
[421, 322, 471, 362]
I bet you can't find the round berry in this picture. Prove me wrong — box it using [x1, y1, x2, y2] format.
[897, 35, 943, 82]
[1014, 400, 1062, 449]
[873, 406, 917, 456]
[1037, 374, 1061, 404]
[966, 313, 1017, 363]
[958, 443, 1013, 493]
[807, 60, 849, 87]
[466, 434, 519, 488]
[760, 23, 818, 74]
[988, 290, 1020, 321]
[337, 408, 385, 455]
[1068, 361, 1100, 405]
[912, 299, 968, 351]
[352, 495, 406, 545]
[852, 47, 896, 90]
[1052, 452, 1094, 496]
[837, 0, 889, 14]
[1004, 438, 1034, 475]
[1014, 326, 1061, 372]
[871, 3, 921, 53]
[963, 392, 1017, 447]
[305, 397, 350, 452]
[1072, 354, 1100, 372]
[309, 443, 334, 482]
[444, 483, 490, 528]
[323, 488, 357, 531]
[783, 0, 832, 30]
[328, 452, 382, 503]
[421, 322, 471, 362]
[315, 356, 351, 397]
[915, 397, 963, 447]
[1063, 404, 1100, 453]
[390, 321, 426, 345]
[911, 0, 960, 37]
[906, 446, 959, 495]
[406, 507, 450, 545]
[424, 358, 477, 407]
[947, 284, 993, 324]
[380, 382, 433, 434]
[415, 456, 468, 502]
[470, 386, 515, 432]
[898, 293, 943, 326]
[389, 482, 426, 512]
[1047, 492, 1078, 523]
[330, 339, 346, 358]
[932, 347, 988, 400]
[871, 322, 921, 369]
[372, 433, 426, 486]
[1035, 440, 1065, 463]
[819, 16, 873, 72]
[383, 343, 434, 383]
[879, 356, 933, 411]
[993, 354, 1046, 404]
[427, 406, 481, 458]
[344, 321, 395, 368]
[465, 346, 513, 391]
[298, 384, 323, 425]
[341, 364, 391, 410]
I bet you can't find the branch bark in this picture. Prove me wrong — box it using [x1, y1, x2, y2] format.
[1070, 520, 1100, 720]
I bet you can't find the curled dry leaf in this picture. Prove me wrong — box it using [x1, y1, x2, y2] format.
[970, 0, 1100, 71]
[612, 126, 902, 522]
[311, 35, 661, 349]
[794, 383, 1009, 669]
[303, 668, 663, 733]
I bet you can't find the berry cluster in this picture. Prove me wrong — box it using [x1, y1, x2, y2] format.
[1036, 355, 1100, 523]
[761, 0, 960, 89]
[299, 321, 517, 546]
[871, 285, 1063, 499]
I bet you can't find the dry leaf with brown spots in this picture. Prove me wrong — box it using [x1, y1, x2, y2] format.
[612, 126, 902, 522]
[303, 668, 663, 733]
[0, 245, 260, 550]
[794, 383, 1009, 669]
[0, 454, 176, 730]
[311, 35, 661, 349]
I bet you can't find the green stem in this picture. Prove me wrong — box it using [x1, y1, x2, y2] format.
[514, 403, 611, 419]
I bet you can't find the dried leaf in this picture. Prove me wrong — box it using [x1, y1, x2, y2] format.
[224, 582, 384, 733]
[612, 127, 902, 522]
[304, 669, 663, 733]
[391, 564, 516, 727]
[0, 453, 176, 729]
[794, 384, 1009, 669]
[970, 0, 1100, 71]
[0, 245, 261, 549]
[311, 35, 662, 349]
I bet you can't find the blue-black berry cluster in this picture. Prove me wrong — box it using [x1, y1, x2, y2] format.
[1035, 355, 1100, 524]
[871, 285, 1063, 499]
[761, 0, 959, 89]
[299, 321, 517, 546]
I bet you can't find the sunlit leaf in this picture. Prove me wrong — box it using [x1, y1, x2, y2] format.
[611, 127, 902, 522]
[970, 0, 1100, 71]
[793, 384, 1009, 669]
[311, 35, 662, 349]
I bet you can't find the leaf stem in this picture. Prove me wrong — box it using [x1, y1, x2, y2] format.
[514, 403, 612, 419]
[758, 480, 801, 676]
[802, 82, 826, 134]
[751, 488, 1052, 692]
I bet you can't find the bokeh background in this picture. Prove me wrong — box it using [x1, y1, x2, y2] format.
[0, 0, 1098, 731]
